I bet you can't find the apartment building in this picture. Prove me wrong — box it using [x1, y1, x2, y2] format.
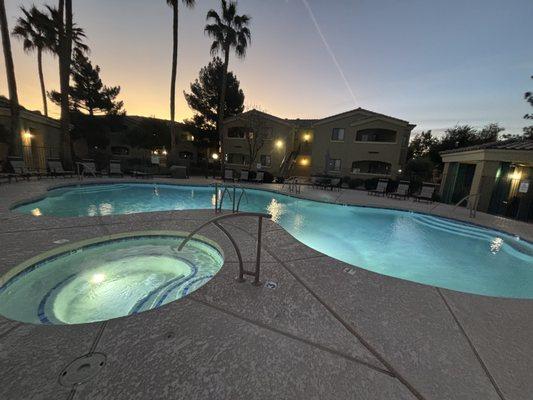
[222, 107, 415, 179]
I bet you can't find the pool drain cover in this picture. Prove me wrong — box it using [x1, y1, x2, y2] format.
[59, 353, 106, 387]
[264, 280, 278, 289]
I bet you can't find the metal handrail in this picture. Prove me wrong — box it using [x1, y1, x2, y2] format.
[453, 193, 480, 218]
[235, 188, 249, 212]
[176, 212, 272, 285]
[76, 162, 97, 180]
[218, 186, 234, 212]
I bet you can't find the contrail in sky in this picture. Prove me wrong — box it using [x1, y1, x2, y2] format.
[300, 0, 357, 106]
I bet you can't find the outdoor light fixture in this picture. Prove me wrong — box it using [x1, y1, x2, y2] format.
[398, 169, 402, 174]
[303, 133, 311, 142]
[212, 153, 219, 160]
[275, 139, 284, 149]
[162, 149, 168, 156]
[300, 158, 309, 166]
[509, 170, 522, 181]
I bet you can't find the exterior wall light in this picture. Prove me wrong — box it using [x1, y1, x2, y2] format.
[212, 153, 220, 160]
[300, 158, 309, 166]
[162, 149, 168, 156]
[303, 133, 311, 142]
[275, 139, 284, 149]
[509, 170, 522, 180]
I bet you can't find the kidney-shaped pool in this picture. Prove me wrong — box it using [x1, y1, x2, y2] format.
[12, 183, 533, 299]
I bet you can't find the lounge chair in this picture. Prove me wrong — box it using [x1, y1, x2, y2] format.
[9, 159, 44, 180]
[413, 184, 436, 203]
[48, 159, 74, 178]
[239, 170, 249, 182]
[367, 179, 388, 196]
[223, 169, 234, 182]
[253, 171, 264, 183]
[109, 161, 124, 177]
[0, 172, 16, 184]
[327, 178, 341, 191]
[388, 181, 410, 199]
[77, 160, 105, 178]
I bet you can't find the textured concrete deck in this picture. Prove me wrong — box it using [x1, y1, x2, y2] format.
[0, 177, 532, 400]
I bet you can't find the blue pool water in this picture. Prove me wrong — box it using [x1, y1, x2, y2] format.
[0, 234, 223, 324]
[14, 183, 533, 298]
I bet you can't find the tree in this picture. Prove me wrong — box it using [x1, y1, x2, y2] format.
[205, 0, 251, 171]
[478, 123, 505, 142]
[0, 0, 20, 152]
[49, 52, 124, 116]
[183, 57, 245, 141]
[524, 75, 533, 138]
[12, 6, 53, 116]
[57, 0, 74, 164]
[242, 111, 270, 171]
[407, 130, 437, 161]
[166, 0, 195, 154]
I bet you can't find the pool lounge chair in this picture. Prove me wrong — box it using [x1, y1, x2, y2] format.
[412, 184, 436, 203]
[48, 159, 74, 178]
[223, 169, 234, 182]
[367, 179, 388, 196]
[9, 159, 44, 180]
[239, 170, 249, 182]
[109, 161, 124, 177]
[388, 181, 410, 199]
[327, 178, 341, 191]
[0, 172, 16, 184]
[77, 160, 105, 178]
[253, 171, 264, 183]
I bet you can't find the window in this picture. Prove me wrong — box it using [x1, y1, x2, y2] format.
[351, 161, 391, 175]
[260, 155, 272, 167]
[331, 128, 345, 141]
[356, 129, 396, 143]
[227, 127, 246, 138]
[226, 153, 249, 165]
[111, 146, 129, 156]
[328, 159, 341, 171]
[180, 132, 194, 142]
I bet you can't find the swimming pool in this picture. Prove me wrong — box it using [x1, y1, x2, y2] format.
[14, 183, 533, 299]
[0, 233, 224, 324]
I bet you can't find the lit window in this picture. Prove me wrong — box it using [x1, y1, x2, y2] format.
[329, 159, 341, 171]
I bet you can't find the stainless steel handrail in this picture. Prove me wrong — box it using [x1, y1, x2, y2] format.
[453, 193, 480, 218]
[176, 212, 272, 285]
[76, 162, 97, 180]
[235, 188, 249, 212]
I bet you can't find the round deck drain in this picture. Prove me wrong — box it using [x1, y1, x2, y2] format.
[264, 281, 278, 289]
[59, 353, 106, 387]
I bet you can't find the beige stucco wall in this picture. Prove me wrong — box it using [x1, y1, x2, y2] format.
[222, 115, 295, 175]
[222, 109, 414, 179]
[310, 116, 411, 177]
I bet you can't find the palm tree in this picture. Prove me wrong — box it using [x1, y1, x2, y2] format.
[13, 6, 54, 117]
[57, 0, 73, 165]
[205, 0, 251, 171]
[166, 0, 195, 154]
[0, 0, 20, 151]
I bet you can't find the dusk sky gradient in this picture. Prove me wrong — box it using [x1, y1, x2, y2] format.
[1, 0, 532, 135]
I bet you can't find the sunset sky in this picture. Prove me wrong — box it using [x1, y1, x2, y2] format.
[1, 0, 532, 135]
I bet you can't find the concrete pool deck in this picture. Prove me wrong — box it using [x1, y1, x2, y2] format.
[0, 177, 532, 399]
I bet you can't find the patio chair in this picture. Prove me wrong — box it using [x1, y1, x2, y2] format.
[367, 179, 388, 196]
[413, 184, 436, 203]
[77, 160, 103, 178]
[223, 169, 234, 182]
[239, 170, 249, 182]
[253, 171, 264, 183]
[48, 159, 74, 178]
[9, 159, 44, 180]
[0, 172, 16, 184]
[388, 181, 410, 199]
[109, 161, 124, 177]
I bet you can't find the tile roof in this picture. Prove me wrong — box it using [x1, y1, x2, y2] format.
[440, 138, 533, 154]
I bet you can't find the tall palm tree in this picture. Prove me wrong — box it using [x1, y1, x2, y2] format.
[13, 6, 54, 117]
[166, 0, 195, 154]
[0, 0, 20, 152]
[58, 0, 73, 165]
[205, 0, 251, 171]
